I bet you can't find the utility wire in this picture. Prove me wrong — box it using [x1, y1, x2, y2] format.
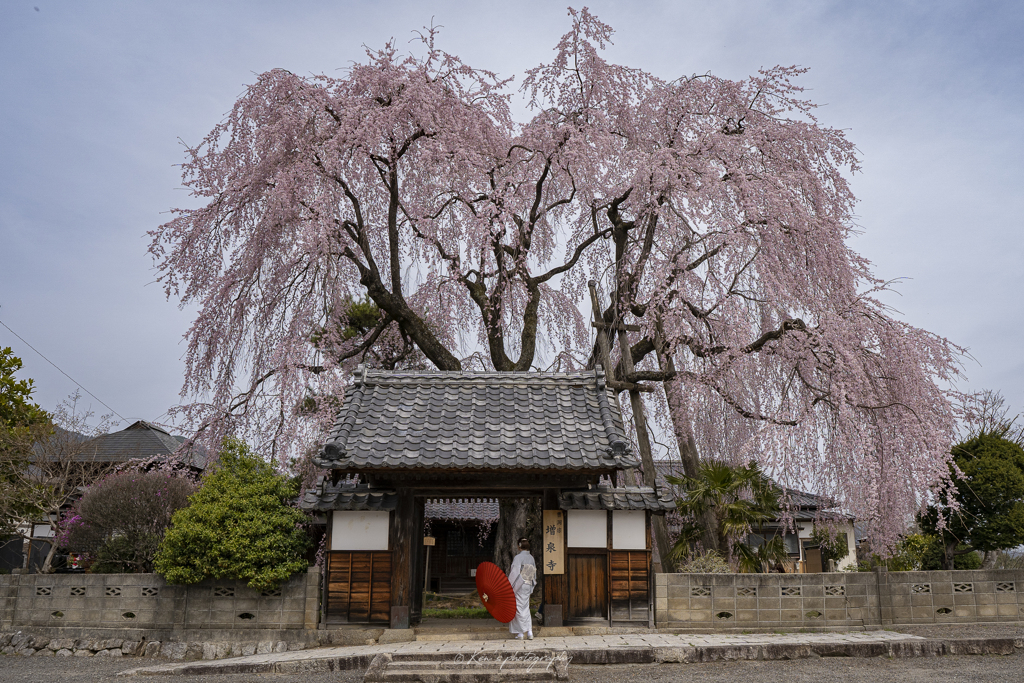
[0, 315, 128, 423]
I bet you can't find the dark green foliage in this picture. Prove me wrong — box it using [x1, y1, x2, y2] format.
[667, 460, 784, 571]
[155, 438, 310, 590]
[0, 347, 48, 430]
[735, 535, 790, 573]
[0, 348, 51, 536]
[812, 525, 850, 567]
[58, 471, 194, 573]
[340, 299, 383, 341]
[859, 533, 931, 571]
[920, 538, 982, 570]
[918, 433, 1024, 570]
[855, 533, 980, 571]
[309, 297, 382, 351]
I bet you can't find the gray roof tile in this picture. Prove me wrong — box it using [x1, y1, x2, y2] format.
[300, 477, 398, 511]
[315, 368, 638, 473]
[559, 486, 675, 512]
[650, 460, 837, 511]
[54, 420, 205, 468]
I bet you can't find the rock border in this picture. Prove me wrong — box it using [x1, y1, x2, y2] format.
[0, 628, 386, 662]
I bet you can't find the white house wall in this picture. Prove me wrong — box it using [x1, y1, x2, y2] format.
[796, 520, 857, 570]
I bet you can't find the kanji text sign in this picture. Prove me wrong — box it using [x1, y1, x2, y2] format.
[542, 510, 565, 575]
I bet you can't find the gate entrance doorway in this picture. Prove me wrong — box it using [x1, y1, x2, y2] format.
[423, 499, 499, 595]
[304, 368, 674, 628]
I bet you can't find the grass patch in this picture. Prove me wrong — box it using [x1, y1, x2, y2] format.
[422, 607, 491, 619]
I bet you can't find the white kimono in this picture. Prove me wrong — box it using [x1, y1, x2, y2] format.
[507, 550, 537, 635]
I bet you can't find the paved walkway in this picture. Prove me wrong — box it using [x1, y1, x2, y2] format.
[117, 629, 1024, 677]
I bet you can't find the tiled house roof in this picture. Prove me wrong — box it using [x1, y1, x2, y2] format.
[315, 367, 639, 472]
[73, 420, 204, 468]
[651, 460, 850, 522]
[299, 477, 504, 518]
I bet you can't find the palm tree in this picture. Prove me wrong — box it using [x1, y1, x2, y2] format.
[667, 460, 789, 572]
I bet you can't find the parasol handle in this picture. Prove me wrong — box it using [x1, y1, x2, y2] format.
[482, 593, 489, 602]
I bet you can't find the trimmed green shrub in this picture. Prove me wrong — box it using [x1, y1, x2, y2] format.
[155, 438, 310, 590]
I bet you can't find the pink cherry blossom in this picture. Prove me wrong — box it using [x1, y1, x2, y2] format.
[150, 9, 963, 552]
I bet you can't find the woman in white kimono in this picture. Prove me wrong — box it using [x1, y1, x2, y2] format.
[507, 537, 537, 640]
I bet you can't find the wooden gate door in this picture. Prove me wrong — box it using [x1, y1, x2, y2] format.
[567, 552, 608, 620]
[609, 550, 650, 622]
[325, 551, 392, 623]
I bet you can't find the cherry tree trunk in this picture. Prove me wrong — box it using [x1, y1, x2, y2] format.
[493, 498, 543, 574]
[943, 540, 958, 571]
[663, 376, 721, 556]
[982, 551, 998, 569]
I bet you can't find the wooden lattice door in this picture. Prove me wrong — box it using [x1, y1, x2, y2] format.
[609, 550, 650, 622]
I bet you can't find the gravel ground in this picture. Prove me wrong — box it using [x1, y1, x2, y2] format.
[570, 654, 1024, 683]
[893, 622, 1024, 640]
[3, 652, 1023, 683]
[0, 656, 366, 682]
[3, 624, 1024, 683]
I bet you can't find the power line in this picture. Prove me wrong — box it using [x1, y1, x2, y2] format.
[0, 316, 128, 422]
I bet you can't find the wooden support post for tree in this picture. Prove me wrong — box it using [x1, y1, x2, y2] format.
[588, 281, 674, 572]
[588, 282, 616, 377]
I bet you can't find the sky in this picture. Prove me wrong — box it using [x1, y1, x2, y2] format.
[1, 0, 1022, 434]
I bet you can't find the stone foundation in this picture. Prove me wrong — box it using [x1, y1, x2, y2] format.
[0, 626, 387, 660]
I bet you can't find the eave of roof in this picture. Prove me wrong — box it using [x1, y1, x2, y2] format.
[299, 479, 398, 512]
[651, 460, 843, 513]
[560, 486, 676, 512]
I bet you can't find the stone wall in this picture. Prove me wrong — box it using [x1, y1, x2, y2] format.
[0, 569, 319, 632]
[655, 569, 1024, 629]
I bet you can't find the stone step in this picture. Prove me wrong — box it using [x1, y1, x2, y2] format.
[364, 649, 569, 682]
[374, 669, 556, 682]
[414, 631, 511, 642]
[413, 622, 511, 642]
[387, 660, 551, 670]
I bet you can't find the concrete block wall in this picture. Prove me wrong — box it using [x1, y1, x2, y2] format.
[655, 569, 1024, 629]
[655, 572, 875, 629]
[0, 569, 318, 632]
[880, 570, 1024, 625]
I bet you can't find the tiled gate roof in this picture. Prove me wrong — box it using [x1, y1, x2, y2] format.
[314, 367, 639, 473]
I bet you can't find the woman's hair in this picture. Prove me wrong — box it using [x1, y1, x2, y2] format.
[518, 537, 530, 551]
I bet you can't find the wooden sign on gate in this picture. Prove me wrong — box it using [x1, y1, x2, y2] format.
[542, 510, 565, 575]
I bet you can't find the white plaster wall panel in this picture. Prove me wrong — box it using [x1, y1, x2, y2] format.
[612, 510, 646, 549]
[567, 510, 607, 548]
[330, 511, 390, 551]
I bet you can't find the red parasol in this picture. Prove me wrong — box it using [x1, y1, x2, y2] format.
[475, 561, 517, 624]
